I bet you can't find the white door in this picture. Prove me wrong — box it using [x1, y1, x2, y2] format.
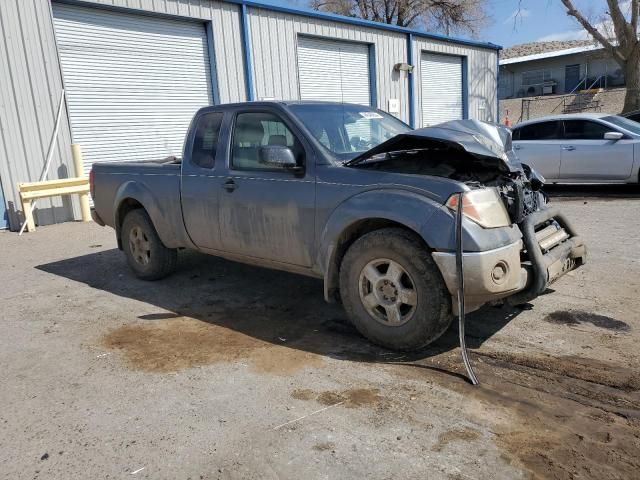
[560, 120, 634, 180]
[420, 53, 463, 126]
[297, 36, 371, 106]
[52, 3, 213, 177]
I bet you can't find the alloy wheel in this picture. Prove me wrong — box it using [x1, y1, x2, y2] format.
[358, 258, 418, 326]
[129, 226, 151, 266]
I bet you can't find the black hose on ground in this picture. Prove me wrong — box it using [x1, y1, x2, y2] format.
[455, 192, 479, 386]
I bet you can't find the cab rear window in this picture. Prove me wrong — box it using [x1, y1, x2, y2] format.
[191, 112, 224, 169]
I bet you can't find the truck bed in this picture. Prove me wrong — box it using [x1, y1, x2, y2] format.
[91, 159, 187, 248]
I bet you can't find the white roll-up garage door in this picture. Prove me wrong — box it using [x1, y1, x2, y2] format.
[420, 53, 463, 127]
[52, 3, 213, 176]
[297, 36, 371, 106]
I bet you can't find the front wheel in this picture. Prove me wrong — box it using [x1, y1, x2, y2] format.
[339, 228, 453, 351]
[121, 209, 177, 280]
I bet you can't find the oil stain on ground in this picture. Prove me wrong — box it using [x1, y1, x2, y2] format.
[394, 350, 640, 480]
[431, 428, 481, 452]
[544, 310, 630, 332]
[101, 317, 323, 374]
[291, 388, 383, 408]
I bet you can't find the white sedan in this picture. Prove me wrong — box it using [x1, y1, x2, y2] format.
[511, 113, 640, 183]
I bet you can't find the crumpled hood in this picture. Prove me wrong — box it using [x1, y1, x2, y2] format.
[346, 119, 520, 173]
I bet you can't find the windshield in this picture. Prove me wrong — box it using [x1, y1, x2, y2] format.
[288, 103, 412, 161]
[603, 115, 640, 136]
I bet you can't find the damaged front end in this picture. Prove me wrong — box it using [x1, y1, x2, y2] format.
[347, 119, 587, 310]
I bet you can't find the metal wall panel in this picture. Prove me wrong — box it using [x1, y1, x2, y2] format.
[297, 36, 371, 106]
[0, 0, 245, 230]
[0, 0, 76, 230]
[420, 53, 463, 126]
[247, 7, 410, 123]
[412, 37, 498, 126]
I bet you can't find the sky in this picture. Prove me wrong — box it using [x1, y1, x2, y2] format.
[260, 0, 615, 49]
[485, 0, 615, 48]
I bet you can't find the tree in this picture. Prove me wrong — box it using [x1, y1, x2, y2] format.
[560, 0, 640, 113]
[309, 0, 488, 35]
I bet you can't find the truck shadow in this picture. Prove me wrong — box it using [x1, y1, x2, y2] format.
[37, 248, 524, 381]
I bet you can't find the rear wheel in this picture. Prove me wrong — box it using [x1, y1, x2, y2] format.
[339, 228, 453, 351]
[121, 209, 177, 280]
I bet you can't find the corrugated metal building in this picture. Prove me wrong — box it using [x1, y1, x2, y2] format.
[0, 0, 500, 231]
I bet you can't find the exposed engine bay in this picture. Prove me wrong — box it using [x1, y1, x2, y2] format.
[345, 119, 547, 225]
[345, 119, 586, 316]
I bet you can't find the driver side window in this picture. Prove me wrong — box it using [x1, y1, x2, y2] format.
[231, 112, 304, 170]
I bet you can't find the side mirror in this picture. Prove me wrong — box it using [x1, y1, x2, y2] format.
[604, 131, 624, 140]
[258, 145, 300, 171]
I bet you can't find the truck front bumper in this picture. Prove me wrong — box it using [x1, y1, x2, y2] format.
[432, 206, 586, 313]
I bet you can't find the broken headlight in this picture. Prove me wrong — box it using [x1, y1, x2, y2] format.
[446, 188, 512, 229]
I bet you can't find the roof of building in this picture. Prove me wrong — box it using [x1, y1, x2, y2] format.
[231, 0, 501, 51]
[499, 40, 603, 65]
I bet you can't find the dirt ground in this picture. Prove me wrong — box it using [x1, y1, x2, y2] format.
[1, 187, 639, 479]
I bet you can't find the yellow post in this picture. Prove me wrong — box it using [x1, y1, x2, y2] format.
[71, 144, 91, 222]
[21, 198, 35, 232]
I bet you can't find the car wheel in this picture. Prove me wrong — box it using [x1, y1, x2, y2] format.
[121, 209, 177, 280]
[339, 228, 453, 351]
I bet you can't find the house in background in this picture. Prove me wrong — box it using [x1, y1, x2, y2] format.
[499, 41, 624, 99]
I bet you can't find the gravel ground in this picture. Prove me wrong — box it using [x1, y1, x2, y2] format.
[1, 189, 639, 480]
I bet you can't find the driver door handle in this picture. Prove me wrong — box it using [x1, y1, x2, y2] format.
[562, 145, 576, 151]
[223, 178, 238, 192]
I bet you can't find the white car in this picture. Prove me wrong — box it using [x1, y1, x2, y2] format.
[511, 113, 640, 183]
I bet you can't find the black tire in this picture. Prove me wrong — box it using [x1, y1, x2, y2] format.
[121, 209, 177, 280]
[339, 228, 453, 351]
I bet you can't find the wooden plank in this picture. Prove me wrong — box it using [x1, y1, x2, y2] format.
[18, 177, 88, 192]
[21, 184, 89, 200]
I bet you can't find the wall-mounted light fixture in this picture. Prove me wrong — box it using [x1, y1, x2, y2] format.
[394, 62, 414, 73]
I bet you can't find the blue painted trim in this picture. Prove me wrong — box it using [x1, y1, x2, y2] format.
[407, 33, 415, 128]
[462, 56, 469, 120]
[234, 0, 501, 51]
[205, 22, 220, 105]
[240, 4, 255, 101]
[0, 177, 7, 230]
[368, 44, 377, 108]
[496, 49, 500, 123]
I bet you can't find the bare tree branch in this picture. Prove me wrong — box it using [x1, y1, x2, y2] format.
[606, 0, 629, 50]
[560, 0, 625, 63]
[511, 0, 523, 31]
[559, 0, 640, 112]
[311, 0, 487, 32]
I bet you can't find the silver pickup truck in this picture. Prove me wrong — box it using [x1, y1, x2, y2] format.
[90, 101, 586, 351]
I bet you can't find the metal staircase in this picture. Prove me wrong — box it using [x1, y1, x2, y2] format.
[559, 89, 602, 113]
[551, 75, 605, 114]
[519, 75, 607, 122]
